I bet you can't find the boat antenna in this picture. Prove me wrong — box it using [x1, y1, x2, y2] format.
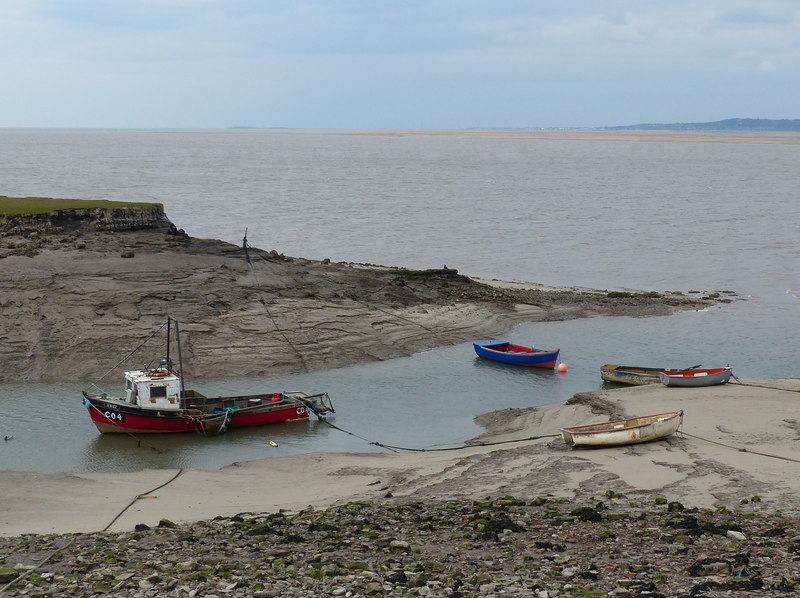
[175, 319, 186, 396]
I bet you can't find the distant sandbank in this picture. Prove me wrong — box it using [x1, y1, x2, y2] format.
[226, 128, 800, 144]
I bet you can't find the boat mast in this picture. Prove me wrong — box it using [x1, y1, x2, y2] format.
[175, 319, 186, 396]
[166, 317, 171, 370]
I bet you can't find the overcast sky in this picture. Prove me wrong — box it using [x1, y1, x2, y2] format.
[1, 1, 798, 129]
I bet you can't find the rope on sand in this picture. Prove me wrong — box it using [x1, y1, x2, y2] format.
[729, 375, 800, 393]
[319, 419, 559, 453]
[677, 376, 800, 461]
[0, 469, 186, 595]
[101, 468, 186, 532]
[322, 412, 797, 460]
[679, 431, 800, 464]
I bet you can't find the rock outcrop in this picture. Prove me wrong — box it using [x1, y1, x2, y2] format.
[0, 206, 714, 382]
[1, 203, 172, 233]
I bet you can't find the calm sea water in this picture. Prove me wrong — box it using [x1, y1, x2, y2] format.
[1, 129, 798, 473]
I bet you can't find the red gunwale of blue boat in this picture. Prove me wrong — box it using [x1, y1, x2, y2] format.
[473, 340, 560, 368]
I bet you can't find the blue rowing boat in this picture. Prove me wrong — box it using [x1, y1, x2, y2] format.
[473, 340, 560, 368]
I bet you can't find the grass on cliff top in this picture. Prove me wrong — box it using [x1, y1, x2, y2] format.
[0, 196, 161, 216]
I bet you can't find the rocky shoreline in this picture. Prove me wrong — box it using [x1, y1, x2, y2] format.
[0, 204, 723, 382]
[2, 494, 797, 597]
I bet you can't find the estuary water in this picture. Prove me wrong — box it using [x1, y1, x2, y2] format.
[0, 129, 798, 473]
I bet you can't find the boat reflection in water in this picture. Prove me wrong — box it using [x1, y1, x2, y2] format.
[80, 418, 337, 472]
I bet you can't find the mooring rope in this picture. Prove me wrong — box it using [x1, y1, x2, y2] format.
[244, 242, 452, 369]
[240, 248, 310, 373]
[0, 469, 185, 595]
[101, 468, 186, 532]
[256, 296, 311, 373]
[682, 375, 800, 458]
[678, 430, 800, 464]
[318, 418, 559, 453]
[86, 320, 170, 389]
[729, 375, 800, 393]
[371, 433, 561, 452]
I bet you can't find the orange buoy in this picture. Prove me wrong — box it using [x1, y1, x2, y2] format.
[557, 362, 568, 373]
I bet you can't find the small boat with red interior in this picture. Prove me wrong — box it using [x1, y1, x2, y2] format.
[82, 318, 334, 436]
[659, 367, 733, 387]
[473, 339, 560, 368]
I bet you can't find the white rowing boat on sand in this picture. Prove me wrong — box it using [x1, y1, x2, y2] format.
[560, 410, 683, 448]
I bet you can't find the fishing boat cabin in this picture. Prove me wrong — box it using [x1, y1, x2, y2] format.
[125, 366, 182, 410]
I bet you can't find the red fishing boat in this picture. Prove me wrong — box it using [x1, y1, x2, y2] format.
[82, 318, 334, 436]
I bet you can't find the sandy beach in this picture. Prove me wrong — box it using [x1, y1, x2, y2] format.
[4, 377, 800, 537]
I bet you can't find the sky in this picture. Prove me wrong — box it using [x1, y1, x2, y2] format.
[1, 1, 798, 129]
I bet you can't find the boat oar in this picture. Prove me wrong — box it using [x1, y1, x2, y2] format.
[683, 364, 702, 370]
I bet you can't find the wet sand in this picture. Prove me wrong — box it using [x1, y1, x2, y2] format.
[3, 377, 799, 537]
